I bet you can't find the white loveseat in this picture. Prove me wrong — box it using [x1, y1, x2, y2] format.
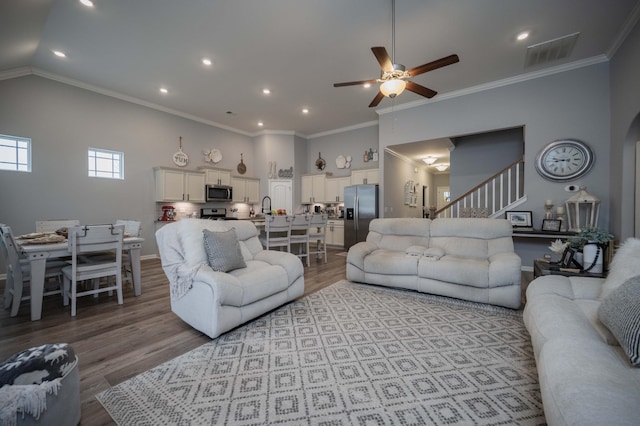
[156, 219, 304, 338]
[347, 218, 522, 309]
[524, 238, 640, 425]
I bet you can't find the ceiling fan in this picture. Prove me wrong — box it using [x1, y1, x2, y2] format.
[333, 0, 459, 107]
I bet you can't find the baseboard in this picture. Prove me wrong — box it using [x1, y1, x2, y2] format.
[521, 266, 533, 272]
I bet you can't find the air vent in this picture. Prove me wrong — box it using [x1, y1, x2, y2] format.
[524, 32, 579, 68]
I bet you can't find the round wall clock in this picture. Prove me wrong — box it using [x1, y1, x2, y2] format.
[535, 139, 594, 182]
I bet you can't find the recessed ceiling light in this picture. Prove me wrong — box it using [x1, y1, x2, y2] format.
[302, 108, 309, 114]
[257, 121, 264, 127]
[363, 83, 371, 89]
[79, 0, 94, 7]
[517, 31, 530, 41]
[262, 89, 271, 95]
[201, 58, 212, 66]
[52, 50, 67, 58]
[159, 87, 168, 94]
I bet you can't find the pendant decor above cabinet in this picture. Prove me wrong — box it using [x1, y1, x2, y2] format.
[237, 153, 247, 175]
[203, 148, 222, 164]
[172, 136, 189, 167]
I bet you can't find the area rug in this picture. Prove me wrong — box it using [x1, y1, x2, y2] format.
[97, 281, 544, 425]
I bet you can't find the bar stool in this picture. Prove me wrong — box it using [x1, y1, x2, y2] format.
[309, 213, 328, 264]
[289, 214, 311, 267]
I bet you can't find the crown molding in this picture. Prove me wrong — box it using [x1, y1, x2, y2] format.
[307, 120, 378, 139]
[0, 67, 33, 81]
[25, 67, 255, 137]
[376, 55, 609, 116]
[608, 1, 640, 58]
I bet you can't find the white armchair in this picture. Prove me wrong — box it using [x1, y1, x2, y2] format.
[156, 219, 304, 338]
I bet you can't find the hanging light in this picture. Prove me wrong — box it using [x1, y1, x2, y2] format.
[422, 156, 437, 165]
[380, 79, 406, 98]
[434, 164, 449, 172]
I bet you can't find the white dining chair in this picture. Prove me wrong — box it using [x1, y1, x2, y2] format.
[289, 214, 311, 267]
[1, 225, 66, 317]
[35, 219, 80, 234]
[62, 224, 124, 317]
[116, 220, 141, 286]
[260, 215, 291, 251]
[309, 214, 328, 264]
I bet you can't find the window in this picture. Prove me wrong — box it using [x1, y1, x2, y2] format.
[0, 134, 31, 172]
[88, 148, 124, 179]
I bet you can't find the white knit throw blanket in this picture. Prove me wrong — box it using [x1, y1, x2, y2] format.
[0, 379, 61, 426]
[169, 262, 205, 301]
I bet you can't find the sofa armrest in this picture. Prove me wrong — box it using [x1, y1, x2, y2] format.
[254, 250, 304, 284]
[488, 252, 522, 287]
[347, 241, 378, 270]
[192, 266, 245, 306]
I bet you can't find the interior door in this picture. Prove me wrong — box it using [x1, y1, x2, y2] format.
[436, 186, 450, 210]
[269, 179, 292, 215]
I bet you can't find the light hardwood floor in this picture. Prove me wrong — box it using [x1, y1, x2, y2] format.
[0, 249, 532, 425]
[0, 249, 347, 425]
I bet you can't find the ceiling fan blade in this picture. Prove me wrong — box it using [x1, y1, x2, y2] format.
[334, 79, 378, 87]
[406, 81, 437, 98]
[371, 47, 394, 73]
[369, 91, 385, 107]
[408, 54, 459, 77]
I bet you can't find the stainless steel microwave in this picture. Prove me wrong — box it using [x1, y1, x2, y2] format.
[205, 185, 233, 202]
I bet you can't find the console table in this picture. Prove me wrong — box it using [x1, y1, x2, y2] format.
[533, 259, 606, 279]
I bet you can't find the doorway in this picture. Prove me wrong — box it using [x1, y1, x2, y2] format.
[436, 186, 450, 210]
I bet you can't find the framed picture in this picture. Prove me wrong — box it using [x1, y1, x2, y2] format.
[541, 219, 562, 232]
[560, 247, 581, 269]
[505, 211, 533, 228]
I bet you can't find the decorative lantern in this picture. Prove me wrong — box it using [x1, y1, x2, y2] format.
[565, 186, 600, 232]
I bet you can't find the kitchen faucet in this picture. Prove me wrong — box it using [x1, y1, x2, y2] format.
[261, 196, 272, 214]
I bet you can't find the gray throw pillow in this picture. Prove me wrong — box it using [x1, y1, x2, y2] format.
[202, 228, 246, 272]
[598, 275, 640, 367]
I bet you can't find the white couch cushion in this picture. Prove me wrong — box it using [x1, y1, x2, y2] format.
[419, 255, 489, 287]
[367, 218, 430, 251]
[177, 219, 229, 267]
[364, 250, 419, 275]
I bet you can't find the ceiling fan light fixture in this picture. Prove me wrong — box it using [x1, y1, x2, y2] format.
[422, 156, 437, 165]
[380, 79, 406, 98]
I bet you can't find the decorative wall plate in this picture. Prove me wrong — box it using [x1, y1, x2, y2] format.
[336, 155, 346, 169]
[173, 136, 189, 167]
[204, 148, 222, 163]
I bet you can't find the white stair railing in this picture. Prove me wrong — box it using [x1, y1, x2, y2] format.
[433, 158, 525, 219]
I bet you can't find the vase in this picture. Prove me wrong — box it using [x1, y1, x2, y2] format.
[582, 243, 603, 273]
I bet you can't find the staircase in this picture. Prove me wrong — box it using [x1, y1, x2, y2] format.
[433, 158, 526, 219]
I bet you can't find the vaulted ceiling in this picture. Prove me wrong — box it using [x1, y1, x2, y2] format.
[1, 0, 639, 137]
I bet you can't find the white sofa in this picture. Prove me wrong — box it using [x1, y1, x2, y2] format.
[347, 218, 522, 308]
[156, 219, 304, 339]
[524, 237, 640, 426]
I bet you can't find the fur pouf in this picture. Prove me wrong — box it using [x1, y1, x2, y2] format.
[600, 237, 640, 300]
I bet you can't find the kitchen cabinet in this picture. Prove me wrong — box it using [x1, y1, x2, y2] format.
[301, 174, 327, 204]
[231, 177, 260, 204]
[350, 168, 379, 185]
[154, 167, 206, 202]
[200, 167, 231, 186]
[327, 219, 344, 247]
[325, 176, 351, 203]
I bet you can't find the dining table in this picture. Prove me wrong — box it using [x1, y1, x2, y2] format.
[16, 235, 144, 321]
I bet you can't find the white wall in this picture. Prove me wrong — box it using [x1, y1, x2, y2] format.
[0, 75, 255, 259]
[377, 63, 611, 268]
[610, 18, 640, 239]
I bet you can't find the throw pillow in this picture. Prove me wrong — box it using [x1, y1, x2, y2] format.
[600, 237, 640, 300]
[203, 228, 246, 272]
[598, 275, 640, 367]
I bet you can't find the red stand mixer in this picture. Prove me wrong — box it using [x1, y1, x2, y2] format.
[160, 205, 176, 221]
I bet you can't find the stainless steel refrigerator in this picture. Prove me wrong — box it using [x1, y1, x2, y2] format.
[344, 184, 379, 250]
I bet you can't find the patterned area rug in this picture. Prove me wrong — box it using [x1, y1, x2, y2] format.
[97, 281, 544, 425]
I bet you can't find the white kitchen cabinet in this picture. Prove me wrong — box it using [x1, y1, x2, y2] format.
[200, 167, 231, 186]
[327, 220, 344, 247]
[350, 168, 379, 185]
[231, 177, 260, 204]
[301, 174, 327, 204]
[154, 167, 206, 202]
[325, 176, 351, 203]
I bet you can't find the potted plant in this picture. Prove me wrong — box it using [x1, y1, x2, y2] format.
[568, 226, 614, 273]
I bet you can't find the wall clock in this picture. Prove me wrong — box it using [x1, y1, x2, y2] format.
[535, 139, 594, 182]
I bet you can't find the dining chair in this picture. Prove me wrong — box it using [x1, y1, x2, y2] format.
[62, 224, 124, 317]
[35, 219, 80, 234]
[116, 220, 141, 286]
[0, 225, 66, 317]
[260, 215, 291, 251]
[308, 213, 328, 264]
[289, 214, 311, 267]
